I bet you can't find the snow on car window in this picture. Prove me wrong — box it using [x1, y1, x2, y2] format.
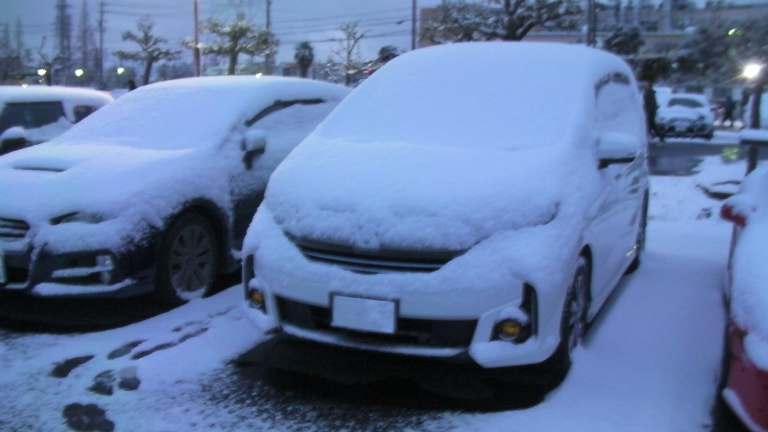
[52, 76, 336, 152]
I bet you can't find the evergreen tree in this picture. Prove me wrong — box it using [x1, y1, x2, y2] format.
[294, 41, 314, 78]
[114, 16, 180, 85]
[603, 26, 645, 56]
[422, 0, 582, 44]
[184, 12, 277, 75]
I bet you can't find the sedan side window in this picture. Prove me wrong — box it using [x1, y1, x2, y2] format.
[244, 99, 325, 127]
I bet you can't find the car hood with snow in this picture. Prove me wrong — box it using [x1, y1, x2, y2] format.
[268, 138, 563, 252]
[0, 142, 226, 252]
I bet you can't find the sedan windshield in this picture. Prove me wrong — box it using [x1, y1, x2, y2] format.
[57, 83, 251, 151]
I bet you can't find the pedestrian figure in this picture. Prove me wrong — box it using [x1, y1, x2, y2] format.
[721, 95, 736, 127]
[643, 81, 664, 142]
[127, 80, 137, 91]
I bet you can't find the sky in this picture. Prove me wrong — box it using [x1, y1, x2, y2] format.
[0, 0, 445, 68]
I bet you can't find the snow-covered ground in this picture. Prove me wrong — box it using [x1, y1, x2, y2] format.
[0, 153, 748, 432]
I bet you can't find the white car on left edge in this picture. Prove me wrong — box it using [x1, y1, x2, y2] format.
[0, 85, 113, 155]
[0, 76, 349, 306]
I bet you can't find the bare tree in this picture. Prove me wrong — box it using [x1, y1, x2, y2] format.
[184, 12, 277, 75]
[114, 16, 180, 86]
[330, 22, 367, 86]
[37, 36, 63, 85]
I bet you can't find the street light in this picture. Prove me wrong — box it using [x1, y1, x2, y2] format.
[37, 69, 47, 76]
[117, 67, 125, 75]
[75, 69, 84, 77]
[743, 63, 763, 80]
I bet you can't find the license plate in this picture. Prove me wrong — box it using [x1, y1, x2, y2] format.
[331, 295, 396, 334]
[0, 250, 6, 284]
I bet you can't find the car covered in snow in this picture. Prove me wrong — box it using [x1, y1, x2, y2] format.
[656, 93, 715, 140]
[0, 85, 113, 155]
[720, 140, 768, 432]
[0, 76, 349, 305]
[242, 42, 649, 372]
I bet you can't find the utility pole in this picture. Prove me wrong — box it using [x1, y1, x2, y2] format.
[194, 0, 200, 76]
[586, 0, 597, 46]
[411, 0, 416, 50]
[265, 0, 273, 74]
[98, 1, 105, 87]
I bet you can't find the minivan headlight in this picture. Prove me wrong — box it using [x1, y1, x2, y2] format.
[50, 211, 104, 225]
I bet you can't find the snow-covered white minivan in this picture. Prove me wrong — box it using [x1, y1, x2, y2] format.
[242, 42, 649, 372]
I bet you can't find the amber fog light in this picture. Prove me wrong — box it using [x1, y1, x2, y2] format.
[494, 318, 531, 343]
[248, 288, 266, 312]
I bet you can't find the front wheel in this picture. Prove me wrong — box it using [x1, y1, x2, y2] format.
[546, 256, 590, 373]
[155, 213, 220, 305]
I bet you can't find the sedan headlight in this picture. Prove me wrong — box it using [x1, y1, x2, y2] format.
[50, 211, 105, 225]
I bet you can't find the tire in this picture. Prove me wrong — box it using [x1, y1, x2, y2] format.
[547, 256, 590, 373]
[155, 212, 219, 305]
[625, 192, 649, 275]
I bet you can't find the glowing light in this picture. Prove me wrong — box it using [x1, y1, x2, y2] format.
[744, 63, 763, 80]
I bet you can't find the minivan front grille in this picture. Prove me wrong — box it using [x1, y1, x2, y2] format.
[0, 217, 30, 240]
[291, 238, 462, 274]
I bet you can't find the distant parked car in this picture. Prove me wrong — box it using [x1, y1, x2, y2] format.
[0, 76, 349, 305]
[656, 93, 715, 140]
[242, 42, 649, 374]
[720, 152, 768, 432]
[0, 86, 113, 155]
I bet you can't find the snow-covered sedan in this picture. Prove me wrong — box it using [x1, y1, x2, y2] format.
[0, 76, 349, 305]
[720, 146, 768, 432]
[0, 85, 113, 155]
[656, 93, 715, 140]
[242, 43, 649, 372]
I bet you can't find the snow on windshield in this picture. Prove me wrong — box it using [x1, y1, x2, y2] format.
[314, 42, 629, 151]
[56, 76, 326, 151]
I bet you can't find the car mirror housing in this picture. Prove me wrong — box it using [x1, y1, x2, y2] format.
[242, 130, 268, 155]
[597, 132, 640, 169]
[0, 126, 29, 155]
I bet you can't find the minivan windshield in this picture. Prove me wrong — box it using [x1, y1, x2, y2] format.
[315, 45, 587, 152]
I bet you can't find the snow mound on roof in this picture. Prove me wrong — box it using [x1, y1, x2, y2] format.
[315, 41, 631, 151]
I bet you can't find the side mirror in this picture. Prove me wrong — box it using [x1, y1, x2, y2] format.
[241, 130, 267, 169]
[0, 126, 29, 155]
[597, 132, 640, 169]
[242, 130, 267, 155]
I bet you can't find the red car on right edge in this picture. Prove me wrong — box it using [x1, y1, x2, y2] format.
[720, 146, 768, 432]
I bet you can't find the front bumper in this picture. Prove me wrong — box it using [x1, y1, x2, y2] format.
[658, 120, 714, 138]
[0, 237, 154, 299]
